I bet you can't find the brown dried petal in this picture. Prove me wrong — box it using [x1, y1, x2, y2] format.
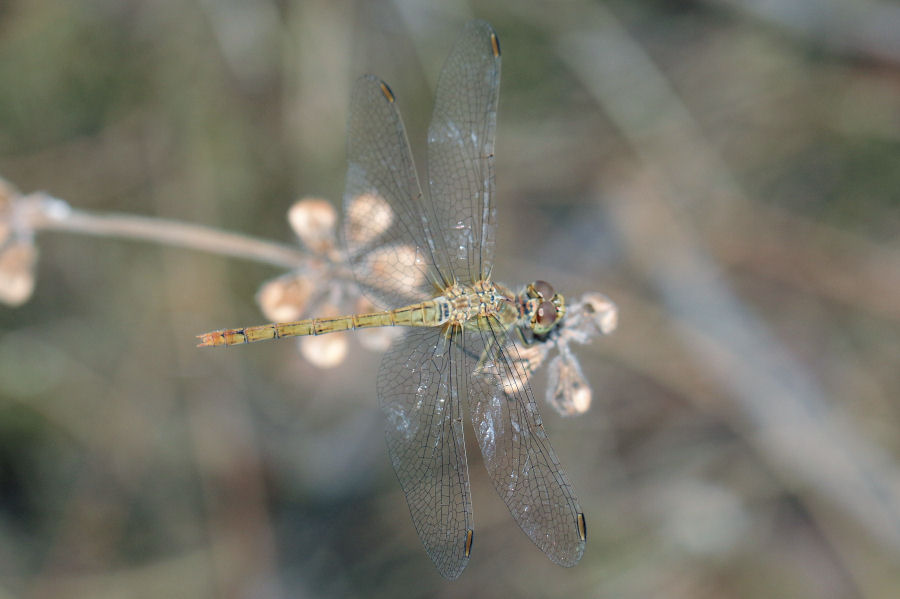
[546, 355, 592, 416]
[499, 343, 547, 396]
[299, 334, 348, 368]
[357, 327, 400, 352]
[0, 177, 19, 209]
[296, 303, 349, 368]
[346, 192, 393, 247]
[256, 274, 313, 322]
[288, 198, 337, 253]
[0, 240, 37, 307]
[361, 244, 427, 293]
[0, 178, 21, 247]
[581, 292, 618, 335]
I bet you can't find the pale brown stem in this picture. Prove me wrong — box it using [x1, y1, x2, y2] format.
[16, 192, 308, 269]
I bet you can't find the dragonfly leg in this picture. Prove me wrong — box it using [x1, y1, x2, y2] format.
[513, 325, 536, 347]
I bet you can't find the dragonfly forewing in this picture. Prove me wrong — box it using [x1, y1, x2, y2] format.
[343, 76, 443, 309]
[426, 20, 501, 285]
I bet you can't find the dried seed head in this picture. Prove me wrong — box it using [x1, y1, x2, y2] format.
[581, 292, 618, 335]
[288, 198, 337, 253]
[346, 192, 393, 247]
[0, 240, 37, 307]
[299, 334, 348, 368]
[256, 274, 313, 322]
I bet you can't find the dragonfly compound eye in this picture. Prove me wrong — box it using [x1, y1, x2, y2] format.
[533, 280, 554, 299]
[536, 301, 558, 327]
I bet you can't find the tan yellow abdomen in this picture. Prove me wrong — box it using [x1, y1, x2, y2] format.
[197, 300, 448, 347]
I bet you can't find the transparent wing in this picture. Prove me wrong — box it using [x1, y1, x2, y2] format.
[377, 326, 473, 580]
[343, 75, 445, 309]
[461, 318, 586, 566]
[426, 20, 501, 285]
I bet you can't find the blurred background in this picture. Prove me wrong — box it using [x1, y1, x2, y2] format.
[1, 0, 900, 597]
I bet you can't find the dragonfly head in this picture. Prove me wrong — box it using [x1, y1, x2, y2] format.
[523, 280, 566, 337]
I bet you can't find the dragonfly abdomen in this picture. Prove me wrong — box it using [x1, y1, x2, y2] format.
[197, 300, 447, 347]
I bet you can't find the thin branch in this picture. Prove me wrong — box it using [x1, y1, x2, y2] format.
[16, 193, 308, 270]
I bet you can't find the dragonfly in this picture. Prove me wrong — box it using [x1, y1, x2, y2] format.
[198, 20, 586, 579]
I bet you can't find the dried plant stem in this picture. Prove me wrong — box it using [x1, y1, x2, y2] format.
[17, 193, 308, 269]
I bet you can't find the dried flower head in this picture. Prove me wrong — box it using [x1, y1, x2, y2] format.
[259, 196, 371, 370]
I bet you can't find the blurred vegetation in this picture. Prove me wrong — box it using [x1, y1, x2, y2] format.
[1, 1, 899, 598]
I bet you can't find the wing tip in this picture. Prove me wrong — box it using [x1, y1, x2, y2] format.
[578, 512, 587, 542]
[550, 541, 586, 569]
[423, 527, 475, 580]
[379, 81, 395, 103]
[463, 19, 501, 58]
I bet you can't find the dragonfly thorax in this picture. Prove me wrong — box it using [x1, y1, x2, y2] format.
[437, 281, 519, 328]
